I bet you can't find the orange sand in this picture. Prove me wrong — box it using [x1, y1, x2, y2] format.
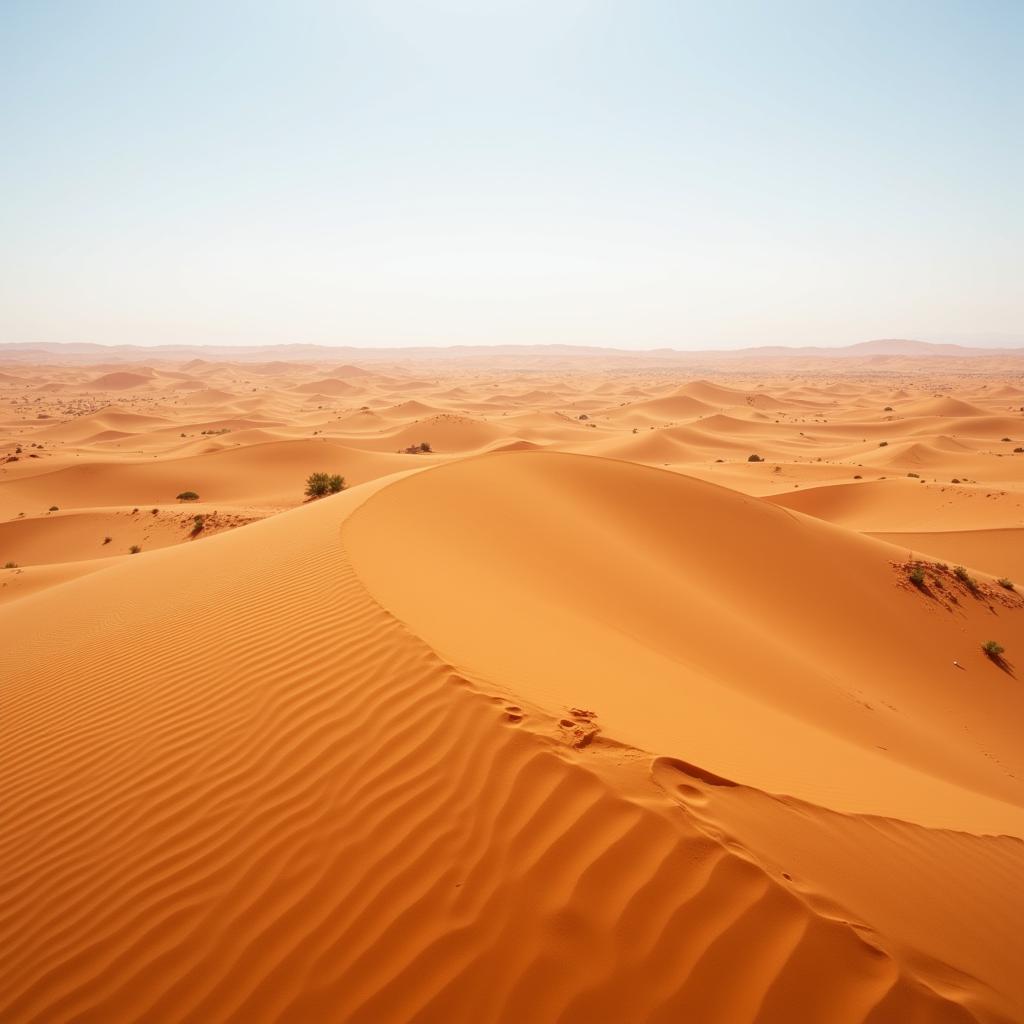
[2, 346, 1023, 1022]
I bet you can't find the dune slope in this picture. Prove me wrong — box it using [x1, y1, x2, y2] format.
[4, 457, 1021, 1021]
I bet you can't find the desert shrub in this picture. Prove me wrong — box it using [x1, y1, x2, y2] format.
[908, 565, 926, 588]
[953, 565, 977, 591]
[907, 472, 919, 478]
[1001, 437, 1012, 442]
[129, 545, 141, 554]
[305, 472, 345, 498]
[578, 414, 589, 420]
[4, 561, 17, 569]
[998, 578, 1015, 590]
[190, 515, 206, 536]
[883, 406, 893, 411]
[305, 472, 331, 498]
[48, 505, 58, 512]
[878, 441, 888, 447]
[747, 454, 763, 462]
[103, 536, 112, 545]
[177, 491, 200, 501]
[853, 474, 862, 479]
[402, 442, 432, 454]
[982, 640, 1005, 659]
[1015, 448, 1024, 454]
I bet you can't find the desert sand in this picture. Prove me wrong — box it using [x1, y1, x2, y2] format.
[2, 343, 1023, 1022]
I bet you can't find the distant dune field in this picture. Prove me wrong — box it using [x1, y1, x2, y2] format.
[2, 348, 1023, 1022]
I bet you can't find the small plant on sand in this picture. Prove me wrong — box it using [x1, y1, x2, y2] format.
[878, 441, 888, 447]
[129, 545, 141, 554]
[402, 442, 432, 454]
[4, 561, 17, 569]
[982, 640, 1005, 661]
[908, 564, 926, 588]
[883, 406, 894, 411]
[953, 565, 977, 591]
[103, 536, 112, 545]
[747, 454, 763, 462]
[177, 491, 199, 501]
[190, 514, 206, 537]
[48, 505, 58, 512]
[998, 578, 1015, 590]
[305, 472, 347, 499]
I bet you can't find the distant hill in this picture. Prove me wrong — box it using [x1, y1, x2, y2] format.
[0, 338, 1020, 364]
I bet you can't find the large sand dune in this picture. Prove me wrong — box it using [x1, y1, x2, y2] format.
[2, 350, 1024, 1021]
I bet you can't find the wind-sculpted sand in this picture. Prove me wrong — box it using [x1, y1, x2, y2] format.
[2, 349, 1023, 1022]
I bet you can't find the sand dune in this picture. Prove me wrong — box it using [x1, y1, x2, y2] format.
[2, 353, 1024, 1022]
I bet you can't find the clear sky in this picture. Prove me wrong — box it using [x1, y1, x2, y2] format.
[1, 0, 1021, 349]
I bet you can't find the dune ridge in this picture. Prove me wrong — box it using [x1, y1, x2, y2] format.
[2, 472, 1017, 1022]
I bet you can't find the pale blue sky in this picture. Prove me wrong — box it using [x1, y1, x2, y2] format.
[1, 0, 1021, 348]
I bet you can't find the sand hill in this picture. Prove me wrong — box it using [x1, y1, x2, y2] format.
[2, 350, 1024, 1022]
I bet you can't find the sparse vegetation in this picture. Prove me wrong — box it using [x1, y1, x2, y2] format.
[982, 640, 1005, 661]
[190, 515, 206, 537]
[907, 472, 919, 478]
[129, 545, 141, 554]
[4, 561, 17, 569]
[402, 442, 432, 454]
[103, 536, 112, 545]
[998, 578, 1015, 591]
[953, 565, 978, 592]
[305, 472, 346, 498]
[48, 505, 58, 512]
[747, 454, 763, 462]
[908, 565, 926, 588]
[883, 406, 893, 411]
[177, 491, 200, 501]
[878, 441, 888, 447]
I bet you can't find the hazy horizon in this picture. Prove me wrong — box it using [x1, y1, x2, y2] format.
[3, 1, 1021, 349]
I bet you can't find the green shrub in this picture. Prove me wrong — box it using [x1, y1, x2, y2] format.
[998, 578, 1015, 590]
[908, 565, 925, 588]
[982, 640, 1005, 659]
[305, 472, 331, 498]
[305, 471, 346, 498]
[953, 565, 974, 587]
[177, 491, 200, 501]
